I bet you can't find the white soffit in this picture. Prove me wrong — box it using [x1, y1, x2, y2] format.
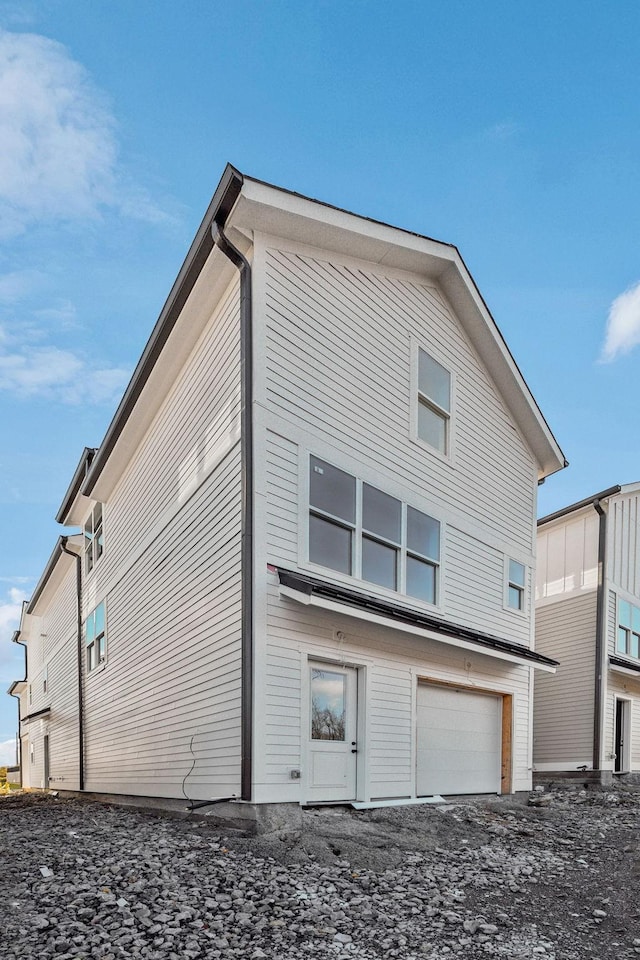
[279, 585, 556, 673]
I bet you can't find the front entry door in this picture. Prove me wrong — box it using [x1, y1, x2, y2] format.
[307, 663, 358, 802]
[615, 699, 629, 773]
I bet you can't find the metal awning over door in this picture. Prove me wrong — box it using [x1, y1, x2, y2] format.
[416, 683, 502, 796]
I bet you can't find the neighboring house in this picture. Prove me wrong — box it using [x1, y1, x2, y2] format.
[535, 484, 640, 777]
[9, 165, 565, 807]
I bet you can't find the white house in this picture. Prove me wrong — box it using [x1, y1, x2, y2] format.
[10, 165, 565, 807]
[535, 484, 640, 778]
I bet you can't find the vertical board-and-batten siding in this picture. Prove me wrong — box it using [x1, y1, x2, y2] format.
[610, 494, 640, 600]
[533, 592, 597, 767]
[82, 276, 243, 800]
[536, 512, 599, 602]
[263, 247, 536, 553]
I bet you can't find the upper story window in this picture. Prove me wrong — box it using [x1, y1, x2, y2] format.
[617, 599, 640, 659]
[507, 559, 526, 611]
[85, 601, 106, 672]
[417, 348, 451, 455]
[84, 503, 104, 574]
[309, 456, 440, 605]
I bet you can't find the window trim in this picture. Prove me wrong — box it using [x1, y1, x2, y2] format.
[504, 557, 527, 616]
[84, 502, 104, 575]
[85, 600, 107, 674]
[305, 454, 442, 608]
[616, 595, 640, 661]
[410, 339, 456, 464]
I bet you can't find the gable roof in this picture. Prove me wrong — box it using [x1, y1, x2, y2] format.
[73, 163, 565, 503]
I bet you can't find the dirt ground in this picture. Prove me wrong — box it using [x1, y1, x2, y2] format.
[2, 781, 640, 959]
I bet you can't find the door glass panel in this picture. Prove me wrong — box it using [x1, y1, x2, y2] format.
[362, 484, 401, 543]
[362, 536, 397, 589]
[407, 507, 440, 560]
[406, 556, 436, 604]
[311, 669, 346, 741]
[309, 514, 352, 574]
[310, 457, 356, 522]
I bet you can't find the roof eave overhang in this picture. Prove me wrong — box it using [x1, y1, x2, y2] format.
[278, 569, 557, 673]
[26, 534, 83, 616]
[538, 485, 623, 527]
[55, 447, 98, 526]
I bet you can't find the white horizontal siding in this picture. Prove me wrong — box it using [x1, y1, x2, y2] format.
[83, 449, 242, 800]
[47, 635, 80, 789]
[257, 580, 533, 801]
[533, 593, 597, 767]
[264, 247, 536, 553]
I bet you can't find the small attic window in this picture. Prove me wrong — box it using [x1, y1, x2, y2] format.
[84, 503, 104, 574]
[417, 348, 451, 455]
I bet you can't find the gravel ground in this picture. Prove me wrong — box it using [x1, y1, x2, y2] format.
[2, 783, 640, 959]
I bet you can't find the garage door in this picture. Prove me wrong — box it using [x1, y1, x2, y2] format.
[416, 684, 502, 796]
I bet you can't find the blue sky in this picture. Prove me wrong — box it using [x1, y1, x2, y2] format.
[1, 1, 640, 757]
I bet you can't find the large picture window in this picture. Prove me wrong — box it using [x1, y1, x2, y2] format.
[417, 348, 451, 455]
[309, 456, 440, 604]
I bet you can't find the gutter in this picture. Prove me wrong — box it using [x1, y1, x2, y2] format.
[61, 538, 85, 791]
[211, 220, 254, 803]
[538, 485, 621, 527]
[9, 629, 25, 775]
[593, 498, 607, 772]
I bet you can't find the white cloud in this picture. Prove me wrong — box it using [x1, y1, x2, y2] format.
[601, 281, 640, 362]
[0, 338, 130, 404]
[0, 28, 168, 236]
[0, 737, 17, 766]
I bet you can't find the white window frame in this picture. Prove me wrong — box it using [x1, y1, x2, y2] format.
[410, 339, 456, 464]
[504, 557, 527, 616]
[85, 600, 107, 674]
[616, 596, 640, 661]
[84, 503, 104, 575]
[305, 454, 441, 608]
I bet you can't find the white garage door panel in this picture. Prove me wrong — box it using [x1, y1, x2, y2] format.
[417, 685, 501, 796]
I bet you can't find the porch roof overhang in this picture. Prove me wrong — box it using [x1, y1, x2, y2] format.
[278, 569, 558, 673]
[20, 706, 51, 724]
[609, 656, 640, 679]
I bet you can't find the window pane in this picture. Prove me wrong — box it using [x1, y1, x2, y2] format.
[96, 529, 104, 560]
[84, 517, 93, 541]
[508, 585, 523, 610]
[407, 507, 440, 560]
[85, 615, 95, 644]
[94, 602, 105, 637]
[509, 560, 526, 588]
[310, 457, 356, 523]
[362, 484, 401, 543]
[311, 669, 346, 741]
[406, 556, 436, 604]
[632, 633, 640, 659]
[618, 627, 629, 654]
[418, 349, 450, 411]
[418, 400, 447, 453]
[619, 599, 632, 628]
[362, 536, 397, 590]
[94, 503, 102, 525]
[87, 645, 95, 672]
[632, 605, 640, 632]
[309, 514, 352, 574]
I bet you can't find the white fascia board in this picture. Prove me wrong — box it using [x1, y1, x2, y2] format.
[609, 662, 640, 681]
[278, 585, 556, 673]
[233, 180, 565, 480]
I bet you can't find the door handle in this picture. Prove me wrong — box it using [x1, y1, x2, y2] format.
[351, 742, 357, 754]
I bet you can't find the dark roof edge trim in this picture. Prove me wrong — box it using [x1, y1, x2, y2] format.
[278, 569, 558, 668]
[21, 706, 52, 723]
[55, 447, 98, 524]
[83, 164, 244, 498]
[538, 485, 622, 527]
[609, 656, 640, 675]
[26, 537, 75, 615]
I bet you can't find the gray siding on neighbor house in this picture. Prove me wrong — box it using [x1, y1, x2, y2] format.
[533, 591, 597, 768]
